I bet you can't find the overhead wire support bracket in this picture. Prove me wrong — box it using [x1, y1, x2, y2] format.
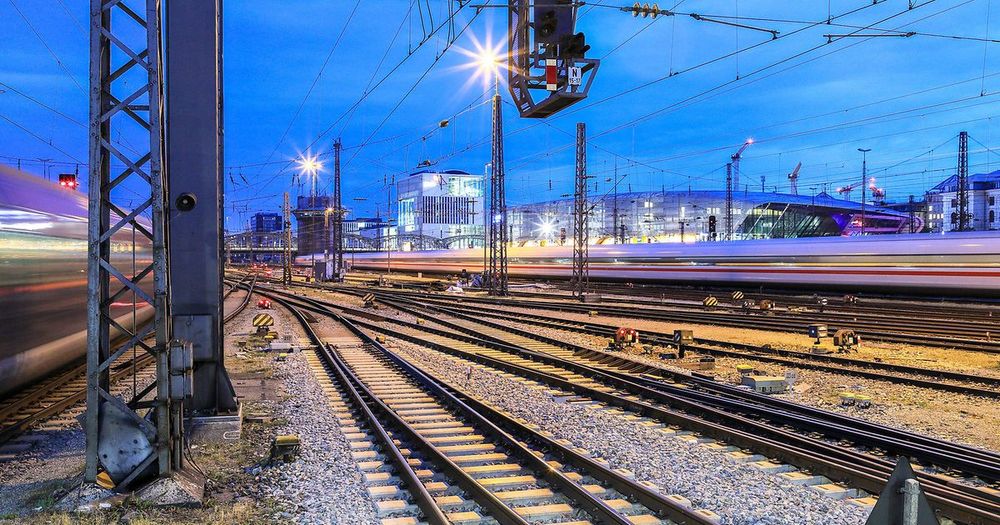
[689, 14, 779, 39]
[824, 32, 915, 42]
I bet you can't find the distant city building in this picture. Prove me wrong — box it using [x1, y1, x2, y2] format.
[252, 212, 282, 233]
[924, 170, 1000, 232]
[509, 190, 917, 245]
[396, 169, 484, 250]
[342, 217, 387, 251]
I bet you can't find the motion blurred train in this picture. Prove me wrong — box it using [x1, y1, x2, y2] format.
[0, 166, 151, 397]
[342, 232, 1000, 294]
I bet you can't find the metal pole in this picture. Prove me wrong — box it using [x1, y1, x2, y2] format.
[858, 148, 871, 235]
[908, 194, 916, 234]
[901, 478, 920, 525]
[386, 181, 392, 275]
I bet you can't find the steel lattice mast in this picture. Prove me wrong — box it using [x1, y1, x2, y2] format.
[572, 122, 589, 299]
[958, 130, 970, 231]
[487, 93, 508, 296]
[725, 162, 733, 241]
[333, 139, 344, 278]
[86, 0, 173, 484]
[283, 192, 292, 286]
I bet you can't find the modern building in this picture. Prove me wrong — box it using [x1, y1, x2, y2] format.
[509, 190, 918, 245]
[396, 169, 484, 250]
[924, 170, 1000, 232]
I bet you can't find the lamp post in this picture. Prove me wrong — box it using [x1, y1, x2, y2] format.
[297, 154, 322, 279]
[858, 148, 871, 235]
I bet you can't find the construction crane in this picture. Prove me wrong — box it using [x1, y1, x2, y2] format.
[837, 177, 879, 202]
[868, 176, 886, 205]
[836, 181, 862, 200]
[787, 162, 802, 195]
[730, 138, 753, 190]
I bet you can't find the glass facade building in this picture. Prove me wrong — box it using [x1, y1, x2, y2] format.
[396, 169, 485, 250]
[509, 190, 915, 245]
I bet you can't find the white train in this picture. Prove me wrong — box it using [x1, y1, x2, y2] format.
[338, 232, 1000, 294]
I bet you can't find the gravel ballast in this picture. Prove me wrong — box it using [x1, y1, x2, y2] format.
[384, 336, 872, 525]
[241, 304, 381, 525]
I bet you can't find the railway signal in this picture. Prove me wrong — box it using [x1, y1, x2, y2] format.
[58, 173, 78, 189]
[508, 1, 600, 118]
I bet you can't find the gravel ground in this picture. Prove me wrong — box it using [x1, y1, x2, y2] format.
[244, 349, 380, 525]
[485, 308, 1000, 453]
[383, 336, 871, 525]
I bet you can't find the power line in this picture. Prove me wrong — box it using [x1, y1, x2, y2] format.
[0, 112, 85, 164]
[253, 0, 363, 178]
[342, 6, 485, 169]
[7, 0, 86, 94]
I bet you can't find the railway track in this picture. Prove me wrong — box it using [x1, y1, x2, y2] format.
[258, 284, 1000, 525]
[355, 290, 1000, 400]
[340, 285, 1000, 354]
[545, 281, 1000, 321]
[0, 277, 256, 450]
[269, 290, 720, 525]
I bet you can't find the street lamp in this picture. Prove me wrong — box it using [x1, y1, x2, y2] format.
[858, 148, 871, 235]
[297, 154, 323, 204]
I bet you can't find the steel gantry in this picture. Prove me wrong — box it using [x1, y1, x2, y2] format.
[87, 0, 173, 486]
[87, 0, 234, 488]
[507, 0, 600, 118]
[571, 122, 590, 299]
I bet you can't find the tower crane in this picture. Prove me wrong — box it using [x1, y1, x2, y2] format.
[836, 181, 862, 200]
[787, 162, 801, 195]
[837, 177, 879, 202]
[730, 138, 753, 191]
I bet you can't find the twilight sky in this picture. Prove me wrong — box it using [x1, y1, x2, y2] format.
[2, 0, 999, 229]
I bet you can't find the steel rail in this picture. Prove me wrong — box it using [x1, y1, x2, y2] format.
[0, 276, 254, 447]
[273, 295, 450, 525]
[260, 285, 1000, 525]
[278, 290, 1000, 525]
[258, 288, 996, 502]
[368, 292, 1000, 479]
[330, 284, 1000, 353]
[376, 293, 1000, 398]
[256, 286, 714, 525]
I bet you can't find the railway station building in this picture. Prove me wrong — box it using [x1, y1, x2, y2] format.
[509, 190, 918, 245]
[924, 170, 1000, 232]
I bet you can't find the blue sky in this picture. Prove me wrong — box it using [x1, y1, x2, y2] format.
[2, 0, 999, 229]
